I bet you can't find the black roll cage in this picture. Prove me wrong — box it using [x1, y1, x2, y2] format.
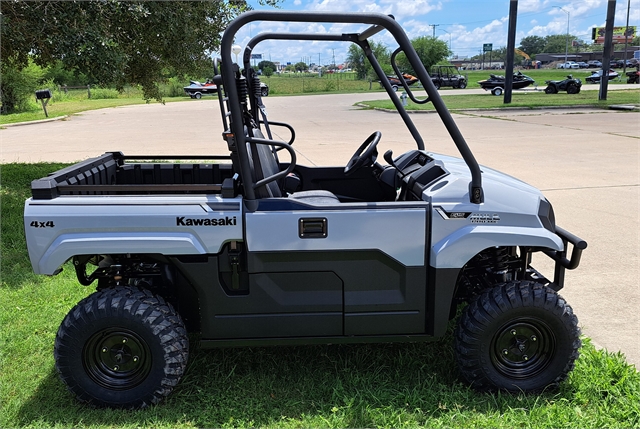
[219, 10, 483, 204]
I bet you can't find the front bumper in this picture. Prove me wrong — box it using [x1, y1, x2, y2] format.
[543, 226, 588, 290]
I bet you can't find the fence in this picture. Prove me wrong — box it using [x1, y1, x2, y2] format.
[58, 85, 92, 98]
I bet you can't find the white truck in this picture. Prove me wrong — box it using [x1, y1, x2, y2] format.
[24, 11, 586, 408]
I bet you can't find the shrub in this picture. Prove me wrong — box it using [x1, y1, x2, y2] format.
[0, 59, 45, 114]
[89, 87, 120, 99]
[161, 77, 189, 98]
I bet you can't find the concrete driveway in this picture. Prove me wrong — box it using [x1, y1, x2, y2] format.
[2, 91, 639, 367]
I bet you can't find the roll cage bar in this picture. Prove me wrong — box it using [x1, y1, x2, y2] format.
[218, 11, 483, 204]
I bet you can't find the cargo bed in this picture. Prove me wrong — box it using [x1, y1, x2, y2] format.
[30, 152, 234, 199]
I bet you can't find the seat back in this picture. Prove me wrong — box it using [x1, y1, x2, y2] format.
[247, 128, 282, 198]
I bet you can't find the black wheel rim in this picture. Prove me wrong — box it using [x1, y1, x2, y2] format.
[83, 328, 152, 390]
[491, 318, 556, 379]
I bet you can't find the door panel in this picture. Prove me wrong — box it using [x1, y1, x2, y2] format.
[246, 203, 429, 336]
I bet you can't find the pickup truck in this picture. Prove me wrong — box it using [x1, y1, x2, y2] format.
[25, 11, 586, 409]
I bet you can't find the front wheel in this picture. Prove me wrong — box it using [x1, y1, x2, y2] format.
[455, 281, 580, 392]
[458, 80, 467, 89]
[54, 287, 189, 408]
[491, 87, 503, 96]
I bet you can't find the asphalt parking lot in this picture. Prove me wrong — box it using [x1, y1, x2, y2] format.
[2, 92, 639, 367]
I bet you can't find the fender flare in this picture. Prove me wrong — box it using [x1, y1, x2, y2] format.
[431, 225, 563, 269]
[35, 232, 208, 275]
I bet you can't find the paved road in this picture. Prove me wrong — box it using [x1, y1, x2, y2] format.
[2, 91, 639, 368]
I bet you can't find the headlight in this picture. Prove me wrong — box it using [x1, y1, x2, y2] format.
[538, 198, 556, 233]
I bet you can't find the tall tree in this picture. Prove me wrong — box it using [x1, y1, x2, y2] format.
[542, 34, 577, 54]
[346, 41, 390, 80]
[518, 35, 546, 56]
[396, 36, 450, 75]
[0, 0, 281, 111]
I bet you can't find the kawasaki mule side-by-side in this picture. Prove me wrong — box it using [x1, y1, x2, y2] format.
[24, 11, 586, 408]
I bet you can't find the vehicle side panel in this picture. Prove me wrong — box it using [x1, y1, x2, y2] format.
[24, 196, 243, 274]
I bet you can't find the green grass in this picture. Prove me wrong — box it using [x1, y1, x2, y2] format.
[1, 163, 639, 428]
[0, 96, 195, 125]
[360, 89, 640, 111]
[2, 70, 636, 125]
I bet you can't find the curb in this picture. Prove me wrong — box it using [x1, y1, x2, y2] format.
[1, 115, 69, 128]
[357, 104, 640, 114]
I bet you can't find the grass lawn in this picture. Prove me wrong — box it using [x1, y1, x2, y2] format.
[2, 70, 637, 126]
[0, 96, 192, 126]
[359, 89, 640, 111]
[1, 163, 639, 428]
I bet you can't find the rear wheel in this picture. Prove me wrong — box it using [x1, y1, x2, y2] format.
[566, 83, 579, 94]
[261, 87, 269, 97]
[544, 85, 557, 94]
[433, 81, 441, 90]
[491, 87, 503, 96]
[455, 281, 580, 392]
[54, 287, 188, 408]
[194, 92, 202, 99]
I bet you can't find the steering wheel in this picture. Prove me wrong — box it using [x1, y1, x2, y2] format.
[344, 131, 382, 176]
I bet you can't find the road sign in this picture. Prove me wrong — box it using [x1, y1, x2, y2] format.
[251, 54, 262, 59]
[483, 43, 493, 52]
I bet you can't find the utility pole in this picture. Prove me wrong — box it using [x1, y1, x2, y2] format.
[429, 24, 439, 38]
[600, 0, 616, 100]
[555, 6, 570, 64]
[504, 0, 518, 104]
[623, 0, 631, 75]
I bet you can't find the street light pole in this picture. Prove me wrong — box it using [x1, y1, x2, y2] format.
[555, 6, 570, 64]
[438, 29, 452, 56]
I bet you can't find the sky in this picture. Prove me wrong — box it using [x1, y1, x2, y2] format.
[232, 0, 639, 66]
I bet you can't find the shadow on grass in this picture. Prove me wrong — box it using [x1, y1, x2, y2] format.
[1, 163, 71, 290]
[15, 334, 580, 428]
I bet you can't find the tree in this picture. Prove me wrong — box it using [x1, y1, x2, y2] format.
[346, 41, 390, 80]
[518, 36, 546, 56]
[1, 0, 282, 112]
[257, 60, 277, 72]
[396, 36, 450, 75]
[293, 62, 308, 72]
[542, 34, 577, 54]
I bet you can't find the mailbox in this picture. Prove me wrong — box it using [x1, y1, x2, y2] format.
[35, 89, 52, 100]
[35, 89, 52, 117]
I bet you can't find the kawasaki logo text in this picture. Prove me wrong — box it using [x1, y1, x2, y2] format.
[176, 216, 237, 226]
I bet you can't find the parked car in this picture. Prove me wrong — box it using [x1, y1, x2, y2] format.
[576, 62, 589, 68]
[557, 62, 580, 69]
[587, 60, 602, 68]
